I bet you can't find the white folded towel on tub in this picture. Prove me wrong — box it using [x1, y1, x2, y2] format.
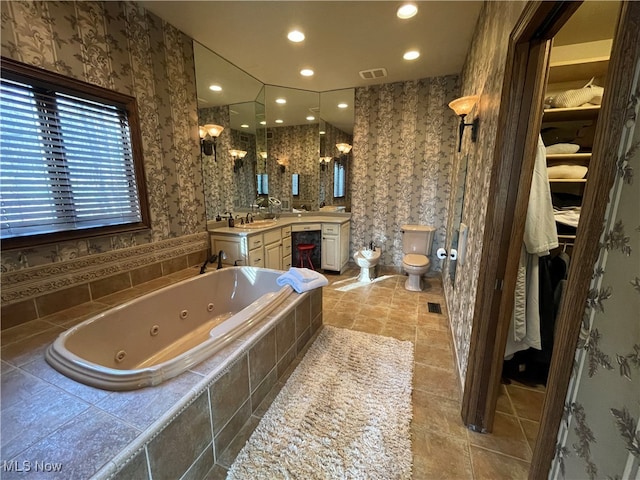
[277, 268, 328, 293]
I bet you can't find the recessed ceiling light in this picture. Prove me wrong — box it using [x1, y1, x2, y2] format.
[403, 50, 420, 60]
[287, 30, 305, 42]
[275, 119, 284, 124]
[306, 116, 315, 121]
[260, 121, 266, 125]
[397, 4, 418, 19]
[300, 69, 314, 77]
[241, 124, 249, 128]
[319, 131, 326, 135]
[276, 98, 287, 104]
[337, 103, 348, 109]
[209, 84, 222, 91]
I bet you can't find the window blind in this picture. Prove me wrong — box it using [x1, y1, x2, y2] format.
[0, 77, 142, 240]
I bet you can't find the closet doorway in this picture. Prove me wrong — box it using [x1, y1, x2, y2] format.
[461, 1, 639, 478]
[500, 0, 620, 443]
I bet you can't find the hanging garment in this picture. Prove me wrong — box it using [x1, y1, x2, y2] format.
[505, 136, 559, 358]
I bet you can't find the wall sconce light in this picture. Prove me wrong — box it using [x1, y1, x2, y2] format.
[199, 124, 224, 160]
[336, 143, 352, 155]
[230, 149, 247, 173]
[448, 95, 479, 152]
[276, 158, 288, 174]
[319, 156, 332, 171]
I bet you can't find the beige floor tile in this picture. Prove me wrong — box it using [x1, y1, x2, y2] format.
[412, 389, 468, 438]
[414, 342, 455, 371]
[358, 304, 391, 319]
[351, 316, 385, 335]
[412, 428, 473, 479]
[380, 323, 415, 342]
[415, 312, 449, 331]
[506, 384, 545, 422]
[519, 418, 540, 452]
[416, 326, 453, 350]
[495, 384, 514, 415]
[413, 362, 460, 401]
[469, 445, 530, 480]
[467, 412, 531, 461]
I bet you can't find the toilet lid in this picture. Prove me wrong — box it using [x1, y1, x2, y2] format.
[404, 254, 429, 267]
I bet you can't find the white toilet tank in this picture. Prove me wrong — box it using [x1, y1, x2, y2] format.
[402, 225, 436, 255]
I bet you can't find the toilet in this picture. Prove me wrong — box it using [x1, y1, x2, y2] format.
[354, 247, 381, 282]
[401, 225, 436, 291]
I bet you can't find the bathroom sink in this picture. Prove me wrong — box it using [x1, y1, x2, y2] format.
[236, 219, 277, 229]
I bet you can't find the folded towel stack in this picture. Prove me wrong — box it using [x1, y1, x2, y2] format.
[276, 267, 329, 293]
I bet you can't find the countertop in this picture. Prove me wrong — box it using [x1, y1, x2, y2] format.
[208, 212, 351, 236]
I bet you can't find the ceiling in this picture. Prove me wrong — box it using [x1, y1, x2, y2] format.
[140, 1, 483, 92]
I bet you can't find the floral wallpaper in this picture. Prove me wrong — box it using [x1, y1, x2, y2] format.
[0, 0, 203, 270]
[441, 1, 527, 381]
[351, 76, 459, 270]
[550, 48, 640, 480]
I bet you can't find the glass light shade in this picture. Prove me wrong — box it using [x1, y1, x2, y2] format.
[448, 96, 479, 116]
[198, 126, 207, 139]
[336, 143, 352, 154]
[259, 151, 267, 159]
[205, 124, 224, 137]
[229, 149, 247, 159]
[319, 156, 332, 164]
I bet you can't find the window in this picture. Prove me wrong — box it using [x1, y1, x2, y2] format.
[0, 58, 149, 248]
[291, 173, 299, 196]
[256, 173, 269, 195]
[333, 160, 345, 198]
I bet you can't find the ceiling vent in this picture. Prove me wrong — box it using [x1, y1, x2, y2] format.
[359, 68, 387, 80]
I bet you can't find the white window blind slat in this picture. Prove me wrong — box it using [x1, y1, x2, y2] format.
[0, 75, 143, 240]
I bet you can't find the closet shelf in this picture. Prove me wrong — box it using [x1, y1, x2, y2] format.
[549, 178, 587, 183]
[546, 153, 591, 164]
[543, 105, 600, 122]
[548, 56, 609, 84]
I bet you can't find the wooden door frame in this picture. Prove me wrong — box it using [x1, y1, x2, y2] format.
[463, 1, 639, 477]
[461, 0, 580, 433]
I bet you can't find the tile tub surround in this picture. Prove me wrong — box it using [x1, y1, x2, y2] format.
[0, 271, 322, 479]
[1, 233, 210, 331]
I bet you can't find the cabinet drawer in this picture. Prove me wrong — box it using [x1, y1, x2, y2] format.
[322, 224, 339, 235]
[248, 248, 264, 267]
[283, 254, 292, 270]
[292, 223, 321, 232]
[281, 225, 291, 238]
[282, 236, 292, 256]
[263, 229, 281, 245]
[247, 234, 263, 250]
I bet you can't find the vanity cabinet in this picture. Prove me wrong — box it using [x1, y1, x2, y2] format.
[282, 226, 292, 269]
[321, 222, 350, 272]
[211, 233, 264, 267]
[210, 216, 350, 273]
[264, 229, 282, 270]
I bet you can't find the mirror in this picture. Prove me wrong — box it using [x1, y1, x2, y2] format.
[194, 42, 355, 217]
[263, 85, 319, 211]
[319, 89, 354, 209]
[194, 42, 264, 219]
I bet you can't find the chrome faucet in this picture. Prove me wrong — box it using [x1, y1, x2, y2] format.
[246, 212, 254, 224]
[217, 250, 227, 269]
[199, 254, 218, 274]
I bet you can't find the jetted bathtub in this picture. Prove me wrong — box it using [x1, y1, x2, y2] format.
[45, 267, 293, 391]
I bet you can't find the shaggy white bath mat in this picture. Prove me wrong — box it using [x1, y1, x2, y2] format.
[227, 326, 414, 480]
